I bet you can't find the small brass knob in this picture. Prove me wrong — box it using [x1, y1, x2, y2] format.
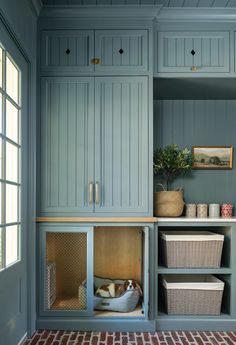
[91, 58, 100, 65]
[191, 66, 198, 72]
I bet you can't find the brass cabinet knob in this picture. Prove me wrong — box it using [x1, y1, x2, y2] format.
[91, 58, 100, 65]
[191, 66, 198, 72]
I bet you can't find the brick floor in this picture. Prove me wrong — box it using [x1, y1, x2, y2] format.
[23, 331, 236, 345]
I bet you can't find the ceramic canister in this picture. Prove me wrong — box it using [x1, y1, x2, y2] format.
[209, 204, 220, 218]
[221, 204, 233, 218]
[197, 204, 208, 218]
[185, 204, 197, 218]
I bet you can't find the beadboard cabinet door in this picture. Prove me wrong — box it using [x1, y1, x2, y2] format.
[157, 31, 230, 73]
[41, 30, 94, 73]
[40, 77, 95, 215]
[94, 77, 149, 214]
[95, 30, 148, 73]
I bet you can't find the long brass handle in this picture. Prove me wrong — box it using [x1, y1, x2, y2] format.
[95, 181, 100, 205]
[88, 182, 93, 204]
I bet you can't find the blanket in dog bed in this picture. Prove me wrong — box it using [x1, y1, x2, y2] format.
[78, 276, 142, 313]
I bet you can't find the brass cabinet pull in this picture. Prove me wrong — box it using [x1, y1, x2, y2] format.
[91, 58, 100, 65]
[88, 182, 94, 204]
[95, 181, 100, 204]
[191, 66, 198, 72]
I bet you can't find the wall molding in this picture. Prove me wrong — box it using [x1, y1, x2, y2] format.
[39, 4, 236, 22]
[157, 7, 236, 22]
[40, 5, 161, 19]
[17, 334, 27, 345]
[29, 0, 43, 17]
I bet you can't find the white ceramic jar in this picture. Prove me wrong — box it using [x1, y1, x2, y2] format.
[209, 204, 220, 218]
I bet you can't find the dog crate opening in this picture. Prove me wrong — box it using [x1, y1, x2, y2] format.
[92, 226, 148, 317]
[44, 226, 148, 317]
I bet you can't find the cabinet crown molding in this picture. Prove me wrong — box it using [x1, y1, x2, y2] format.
[39, 5, 161, 19]
[158, 7, 236, 22]
[29, 0, 43, 17]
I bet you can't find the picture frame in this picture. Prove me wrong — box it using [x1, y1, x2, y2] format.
[192, 146, 233, 170]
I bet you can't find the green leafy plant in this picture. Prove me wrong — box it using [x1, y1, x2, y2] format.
[153, 144, 193, 191]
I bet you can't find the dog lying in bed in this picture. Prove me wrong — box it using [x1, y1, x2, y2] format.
[95, 279, 143, 298]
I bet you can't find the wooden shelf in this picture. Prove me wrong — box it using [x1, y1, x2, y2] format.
[37, 217, 157, 223]
[157, 311, 231, 319]
[157, 266, 231, 274]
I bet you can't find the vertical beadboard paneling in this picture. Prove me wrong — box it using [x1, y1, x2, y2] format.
[95, 30, 148, 73]
[41, 77, 94, 214]
[41, 30, 94, 73]
[49, 82, 59, 207]
[58, 82, 68, 207]
[95, 77, 149, 214]
[158, 32, 229, 73]
[154, 99, 236, 204]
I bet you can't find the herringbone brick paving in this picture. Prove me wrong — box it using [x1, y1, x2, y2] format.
[23, 331, 236, 345]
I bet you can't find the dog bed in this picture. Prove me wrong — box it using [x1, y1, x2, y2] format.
[78, 276, 142, 313]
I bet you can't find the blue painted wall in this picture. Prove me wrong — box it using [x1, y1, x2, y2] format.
[154, 78, 236, 206]
[0, 0, 37, 338]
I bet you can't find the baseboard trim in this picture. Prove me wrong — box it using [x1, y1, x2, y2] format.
[18, 333, 27, 345]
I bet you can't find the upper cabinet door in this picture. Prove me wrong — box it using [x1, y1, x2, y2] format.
[94, 30, 148, 73]
[41, 30, 94, 73]
[157, 31, 230, 73]
[40, 77, 95, 215]
[94, 77, 149, 215]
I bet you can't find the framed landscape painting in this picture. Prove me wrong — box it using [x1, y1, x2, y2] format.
[192, 146, 233, 169]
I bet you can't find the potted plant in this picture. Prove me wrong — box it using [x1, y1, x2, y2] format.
[153, 144, 193, 217]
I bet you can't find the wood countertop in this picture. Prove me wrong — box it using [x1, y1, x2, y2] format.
[36, 217, 157, 223]
[36, 216, 236, 223]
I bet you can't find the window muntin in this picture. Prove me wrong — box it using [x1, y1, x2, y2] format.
[0, 43, 21, 270]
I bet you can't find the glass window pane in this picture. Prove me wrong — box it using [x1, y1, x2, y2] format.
[5, 225, 18, 266]
[6, 100, 18, 143]
[0, 228, 2, 269]
[6, 56, 19, 104]
[0, 93, 2, 134]
[0, 183, 2, 224]
[0, 47, 2, 88]
[6, 184, 18, 224]
[0, 139, 2, 179]
[6, 142, 18, 183]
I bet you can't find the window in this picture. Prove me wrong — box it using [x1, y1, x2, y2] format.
[0, 43, 21, 270]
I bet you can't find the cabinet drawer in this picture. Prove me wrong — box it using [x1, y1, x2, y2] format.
[41, 30, 94, 73]
[95, 30, 148, 73]
[157, 31, 230, 73]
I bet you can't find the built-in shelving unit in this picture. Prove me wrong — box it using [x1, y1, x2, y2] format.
[156, 220, 236, 330]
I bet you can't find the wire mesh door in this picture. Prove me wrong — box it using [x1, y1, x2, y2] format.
[39, 225, 93, 317]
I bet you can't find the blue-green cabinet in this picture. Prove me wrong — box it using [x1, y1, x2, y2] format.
[40, 77, 95, 214]
[41, 29, 148, 75]
[94, 77, 149, 215]
[40, 76, 150, 216]
[157, 31, 230, 74]
[94, 30, 148, 73]
[41, 30, 94, 73]
[37, 223, 151, 329]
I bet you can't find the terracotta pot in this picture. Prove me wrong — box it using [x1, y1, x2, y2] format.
[154, 190, 184, 217]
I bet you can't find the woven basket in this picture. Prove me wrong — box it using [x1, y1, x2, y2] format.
[161, 231, 224, 268]
[154, 186, 184, 217]
[162, 275, 224, 315]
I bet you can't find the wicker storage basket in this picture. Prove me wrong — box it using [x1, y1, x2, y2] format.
[154, 190, 184, 217]
[162, 275, 224, 315]
[161, 231, 224, 268]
